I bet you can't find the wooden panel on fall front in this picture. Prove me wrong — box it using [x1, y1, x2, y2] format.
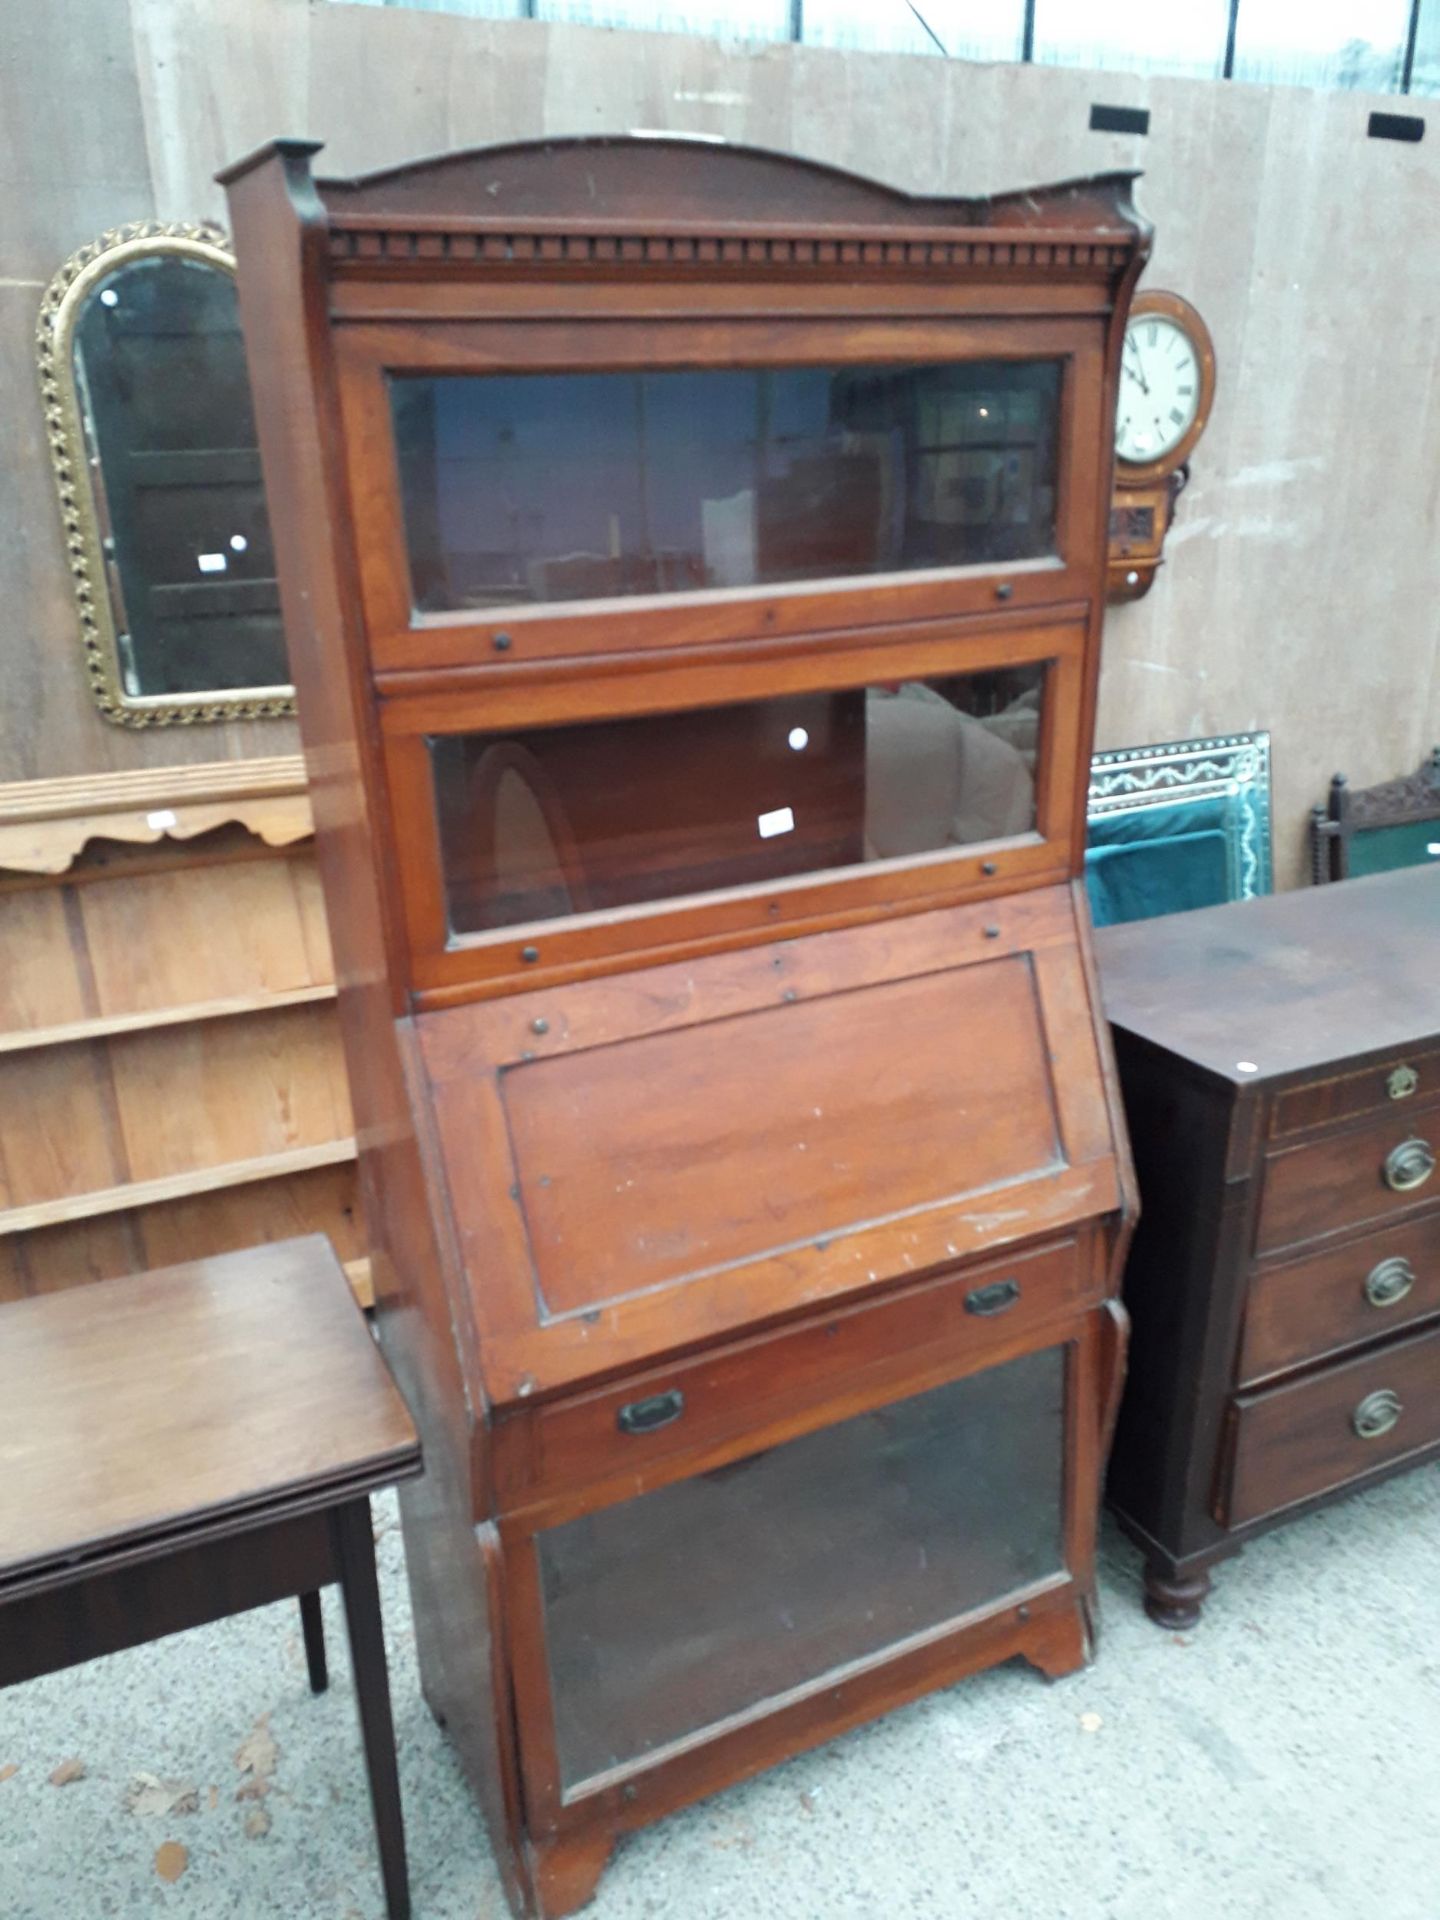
[419, 881, 1120, 1403]
[0, 769, 366, 1306]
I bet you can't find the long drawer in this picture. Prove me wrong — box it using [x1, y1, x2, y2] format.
[1255, 1098, 1440, 1257]
[1269, 1047, 1440, 1139]
[1218, 1318, 1440, 1528]
[492, 1231, 1095, 1519]
[1238, 1209, 1440, 1385]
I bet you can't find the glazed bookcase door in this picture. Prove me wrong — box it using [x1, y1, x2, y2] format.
[336, 315, 1108, 677]
[504, 1329, 1095, 1826]
[382, 618, 1087, 996]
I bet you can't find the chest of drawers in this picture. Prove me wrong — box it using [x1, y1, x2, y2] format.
[1097, 868, 1440, 1626]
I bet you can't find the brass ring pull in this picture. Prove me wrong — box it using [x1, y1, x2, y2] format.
[1365, 1257, 1416, 1309]
[1383, 1138, 1435, 1193]
[1353, 1389, 1403, 1440]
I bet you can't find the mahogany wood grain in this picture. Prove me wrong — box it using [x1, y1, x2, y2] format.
[1239, 1210, 1440, 1384]
[419, 887, 1120, 1405]
[0, 1238, 420, 1920]
[1101, 872, 1440, 1628]
[1270, 1044, 1440, 1137]
[0, 1236, 415, 1585]
[1255, 1097, 1440, 1257]
[224, 133, 1143, 1917]
[505, 958, 1059, 1317]
[494, 1238, 1094, 1527]
[222, 143, 529, 1916]
[1097, 866, 1440, 1086]
[1219, 1319, 1440, 1527]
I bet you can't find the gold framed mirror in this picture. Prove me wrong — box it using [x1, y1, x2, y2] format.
[36, 222, 295, 726]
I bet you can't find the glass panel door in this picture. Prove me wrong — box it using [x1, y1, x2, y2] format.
[431, 662, 1048, 936]
[391, 359, 1063, 614]
[535, 1345, 1066, 1793]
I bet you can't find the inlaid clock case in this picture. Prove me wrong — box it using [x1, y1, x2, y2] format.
[222, 134, 1146, 1916]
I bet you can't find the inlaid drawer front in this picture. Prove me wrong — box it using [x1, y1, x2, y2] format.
[1218, 1319, 1440, 1528]
[1255, 1099, 1440, 1257]
[1238, 1212, 1440, 1385]
[1270, 1049, 1440, 1140]
[492, 1234, 1091, 1517]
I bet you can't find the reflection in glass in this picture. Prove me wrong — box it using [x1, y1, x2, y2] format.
[73, 255, 287, 695]
[431, 664, 1045, 936]
[537, 1348, 1066, 1790]
[391, 360, 1062, 613]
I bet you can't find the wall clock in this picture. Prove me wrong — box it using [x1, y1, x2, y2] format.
[1108, 289, 1216, 602]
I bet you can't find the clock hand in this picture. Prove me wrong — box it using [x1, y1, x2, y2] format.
[1124, 341, 1151, 396]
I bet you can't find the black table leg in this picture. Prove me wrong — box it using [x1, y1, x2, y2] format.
[299, 1590, 329, 1694]
[330, 1498, 410, 1920]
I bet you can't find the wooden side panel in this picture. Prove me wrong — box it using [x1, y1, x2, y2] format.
[224, 147, 527, 1915]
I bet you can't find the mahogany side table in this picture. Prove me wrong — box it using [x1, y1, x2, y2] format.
[0, 1235, 422, 1919]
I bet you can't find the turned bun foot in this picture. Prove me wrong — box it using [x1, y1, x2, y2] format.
[1143, 1563, 1211, 1630]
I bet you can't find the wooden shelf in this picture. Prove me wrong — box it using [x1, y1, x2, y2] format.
[0, 1138, 358, 1238]
[0, 982, 338, 1057]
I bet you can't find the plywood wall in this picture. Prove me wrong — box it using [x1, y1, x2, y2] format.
[2, 0, 1437, 882]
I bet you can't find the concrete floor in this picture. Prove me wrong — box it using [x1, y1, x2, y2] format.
[3, 1467, 1437, 1920]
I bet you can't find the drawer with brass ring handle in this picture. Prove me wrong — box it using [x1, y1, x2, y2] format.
[1352, 1388, 1403, 1440]
[1383, 1137, 1435, 1193]
[1364, 1256, 1416, 1309]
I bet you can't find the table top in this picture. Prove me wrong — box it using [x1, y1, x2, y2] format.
[1096, 867, 1440, 1085]
[0, 1236, 419, 1592]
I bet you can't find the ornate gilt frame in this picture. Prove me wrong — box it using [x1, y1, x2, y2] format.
[35, 222, 296, 727]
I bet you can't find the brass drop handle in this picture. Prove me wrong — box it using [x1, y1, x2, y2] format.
[1365, 1256, 1415, 1309]
[1352, 1389, 1403, 1440]
[1383, 1137, 1435, 1193]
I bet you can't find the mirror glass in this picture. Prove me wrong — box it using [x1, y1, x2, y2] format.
[71, 252, 288, 699]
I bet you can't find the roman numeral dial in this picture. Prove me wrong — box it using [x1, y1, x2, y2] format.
[1115, 298, 1214, 470]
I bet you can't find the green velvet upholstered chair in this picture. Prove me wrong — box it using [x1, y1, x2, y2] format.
[1310, 749, 1440, 885]
[1084, 733, 1272, 929]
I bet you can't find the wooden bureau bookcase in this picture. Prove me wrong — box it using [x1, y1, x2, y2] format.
[222, 136, 1145, 1916]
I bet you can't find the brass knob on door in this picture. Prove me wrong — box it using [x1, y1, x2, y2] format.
[1364, 1257, 1415, 1308]
[1352, 1389, 1403, 1440]
[1383, 1137, 1435, 1192]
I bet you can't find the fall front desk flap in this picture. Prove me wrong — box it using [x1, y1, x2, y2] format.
[417, 882, 1120, 1406]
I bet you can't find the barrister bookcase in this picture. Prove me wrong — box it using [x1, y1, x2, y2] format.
[222, 135, 1146, 1916]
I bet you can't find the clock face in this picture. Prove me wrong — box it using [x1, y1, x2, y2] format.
[1116, 314, 1202, 465]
